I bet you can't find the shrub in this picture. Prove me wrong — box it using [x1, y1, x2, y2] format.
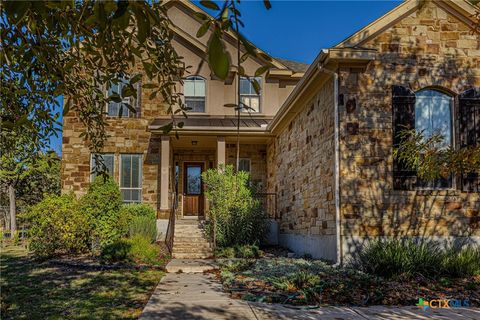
[355, 239, 444, 279]
[128, 215, 157, 243]
[100, 239, 131, 262]
[127, 235, 160, 265]
[80, 177, 123, 251]
[202, 165, 268, 247]
[101, 235, 161, 265]
[118, 203, 157, 242]
[215, 244, 262, 259]
[25, 194, 90, 257]
[441, 246, 480, 278]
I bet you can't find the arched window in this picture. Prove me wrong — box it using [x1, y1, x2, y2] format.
[184, 76, 206, 112]
[415, 89, 454, 189]
[415, 89, 453, 149]
[392, 86, 454, 190]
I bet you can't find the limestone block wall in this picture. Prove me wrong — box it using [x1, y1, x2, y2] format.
[226, 143, 267, 190]
[61, 71, 169, 212]
[337, 2, 480, 258]
[267, 80, 336, 260]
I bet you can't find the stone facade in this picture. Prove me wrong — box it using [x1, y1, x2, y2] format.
[338, 2, 480, 257]
[61, 68, 168, 211]
[267, 80, 337, 260]
[267, 1, 479, 261]
[226, 143, 267, 191]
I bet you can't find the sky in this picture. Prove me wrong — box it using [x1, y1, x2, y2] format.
[51, 0, 401, 155]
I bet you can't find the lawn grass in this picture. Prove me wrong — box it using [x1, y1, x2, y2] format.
[1, 245, 164, 319]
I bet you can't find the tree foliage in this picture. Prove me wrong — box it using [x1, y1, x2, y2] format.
[394, 130, 480, 181]
[1, 0, 186, 164]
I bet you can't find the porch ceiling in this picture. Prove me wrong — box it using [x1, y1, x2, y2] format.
[171, 135, 271, 149]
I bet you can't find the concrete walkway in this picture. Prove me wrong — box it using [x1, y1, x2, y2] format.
[140, 260, 480, 320]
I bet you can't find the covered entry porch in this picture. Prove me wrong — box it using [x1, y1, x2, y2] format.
[149, 116, 274, 220]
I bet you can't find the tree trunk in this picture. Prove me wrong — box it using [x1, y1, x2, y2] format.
[9, 184, 16, 234]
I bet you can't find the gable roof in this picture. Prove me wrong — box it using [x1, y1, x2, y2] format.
[165, 0, 308, 75]
[275, 58, 309, 73]
[268, 0, 479, 134]
[335, 0, 479, 48]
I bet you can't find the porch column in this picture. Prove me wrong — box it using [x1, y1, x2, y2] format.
[217, 136, 226, 167]
[160, 135, 170, 211]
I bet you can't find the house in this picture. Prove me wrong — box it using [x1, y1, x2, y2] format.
[62, 0, 480, 262]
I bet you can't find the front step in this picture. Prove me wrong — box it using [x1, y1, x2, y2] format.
[172, 218, 213, 259]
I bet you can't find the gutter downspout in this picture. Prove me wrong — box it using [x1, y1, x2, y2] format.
[318, 64, 342, 266]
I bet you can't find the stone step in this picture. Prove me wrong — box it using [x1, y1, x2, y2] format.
[172, 252, 214, 259]
[173, 247, 213, 254]
[165, 259, 218, 273]
[173, 249, 213, 255]
[174, 225, 206, 230]
[175, 219, 206, 225]
[174, 236, 209, 242]
[173, 242, 212, 249]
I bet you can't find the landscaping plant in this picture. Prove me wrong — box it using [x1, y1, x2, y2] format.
[25, 194, 90, 257]
[119, 203, 157, 241]
[355, 239, 480, 279]
[80, 177, 123, 251]
[202, 165, 268, 248]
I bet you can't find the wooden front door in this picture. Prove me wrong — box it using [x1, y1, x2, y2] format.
[183, 162, 204, 216]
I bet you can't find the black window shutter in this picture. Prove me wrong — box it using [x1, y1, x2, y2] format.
[392, 85, 417, 190]
[459, 87, 480, 192]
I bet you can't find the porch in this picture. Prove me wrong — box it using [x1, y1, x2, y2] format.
[149, 116, 276, 219]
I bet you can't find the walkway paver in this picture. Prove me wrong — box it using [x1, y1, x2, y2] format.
[140, 259, 480, 320]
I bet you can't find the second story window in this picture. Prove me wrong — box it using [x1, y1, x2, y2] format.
[107, 74, 141, 118]
[184, 76, 206, 112]
[240, 77, 261, 113]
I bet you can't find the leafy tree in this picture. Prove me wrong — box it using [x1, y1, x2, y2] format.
[1, 0, 186, 174]
[0, 131, 60, 233]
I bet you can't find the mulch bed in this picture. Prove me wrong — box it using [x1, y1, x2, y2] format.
[216, 257, 480, 307]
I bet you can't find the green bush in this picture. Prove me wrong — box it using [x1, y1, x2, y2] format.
[80, 177, 123, 251]
[101, 235, 161, 265]
[215, 244, 262, 259]
[100, 239, 131, 262]
[441, 246, 480, 278]
[128, 215, 157, 243]
[202, 165, 268, 247]
[127, 235, 160, 265]
[355, 239, 444, 279]
[25, 194, 90, 257]
[118, 203, 157, 242]
[355, 239, 480, 279]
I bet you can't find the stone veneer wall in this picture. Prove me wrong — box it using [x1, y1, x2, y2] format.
[61, 72, 168, 213]
[337, 2, 480, 259]
[226, 143, 267, 190]
[267, 80, 337, 260]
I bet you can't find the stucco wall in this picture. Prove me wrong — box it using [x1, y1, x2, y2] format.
[267, 80, 337, 261]
[337, 2, 480, 259]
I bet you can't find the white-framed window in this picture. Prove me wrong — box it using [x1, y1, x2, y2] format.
[184, 76, 206, 112]
[120, 154, 142, 203]
[107, 75, 137, 118]
[415, 89, 454, 189]
[240, 77, 261, 113]
[239, 158, 251, 173]
[90, 153, 115, 182]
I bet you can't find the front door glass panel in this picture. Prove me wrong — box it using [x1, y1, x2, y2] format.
[186, 166, 202, 195]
